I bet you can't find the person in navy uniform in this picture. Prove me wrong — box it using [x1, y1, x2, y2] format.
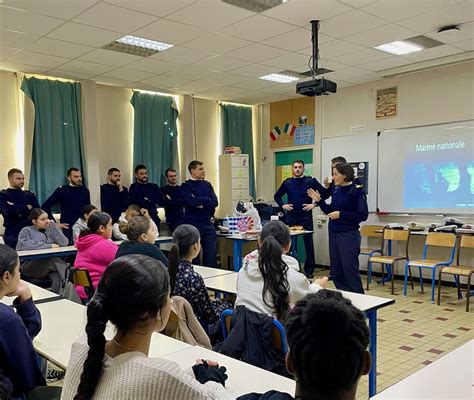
[129, 164, 164, 229]
[274, 160, 329, 278]
[308, 163, 369, 294]
[100, 167, 130, 223]
[162, 168, 185, 232]
[41, 167, 90, 243]
[0, 169, 40, 248]
[181, 160, 218, 267]
[323, 156, 362, 193]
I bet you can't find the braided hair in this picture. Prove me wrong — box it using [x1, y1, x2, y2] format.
[74, 255, 170, 400]
[258, 220, 291, 322]
[285, 290, 370, 394]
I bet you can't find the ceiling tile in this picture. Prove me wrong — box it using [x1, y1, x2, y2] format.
[1, 0, 97, 20]
[191, 55, 250, 72]
[0, 47, 19, 60]
[0, 61, 49, 74]
[0, 5, 64, 36]
[262, 29, 333, 51]
[181, 32, 251, 54]
[73, 3, 157, 33]
[361, 0, 445, 22]
[325, 66, 374, 80]
[228, 63, 277, 78]
[345, 24, 419, 47]
[229, 43, 288, 62]
[108, 0, 195, 17]
[0, 28, 38, 48]
[261, 84, 296, 94]
[261, 52, 310, 69]
[152, 46, 216, 64]
[100, 67, 155, 81]
[452, 38, 474, 51]
[6, 50, 70, 68]
[127, 58, 177, 74]
[330, 48, 391, 66]
[94, 76, 132, 87]
[175, 80, 220, 93]
[319, 40, 364, 59]
[133, 19, 205, 45]
[338, 0, 377, 6]
[358, 56, 413, 71]
[402, 44, 465, 62]
[195, 72, 245, 85]
[162, 65, 214, 80]
[25, 37, 94, 58]
[321, 10, 387, 38]
[47, 22, 120, 47]
[426, 21, 474, 44]
[141, 74, 191, 87]
[166, 1, 254, 30]
[262, 0, 350, 27]
[220, 15, 296, 42]
[230, 79, 278, 90]
[47, 69, 94, 80]
[78, 48, 142, 66]
[58, 59, 116, 75]
[344, 73, 381, 85]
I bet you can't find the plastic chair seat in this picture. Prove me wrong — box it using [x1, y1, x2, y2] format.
[408, 259, 449, 268]
[439, 265, 473, 276]
[370, 255, 405, 264]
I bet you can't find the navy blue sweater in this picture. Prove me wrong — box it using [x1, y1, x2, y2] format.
[100, 183, 130, 223]
[316, 183, 368, 232]
[274, 177, 329, 212]
[181, 179, 218, 226]
[0, 188, 39, 238]
[162, 184, 185, 228]
[129, 182, 164, 225]
[42, 185, 90, 226]
[0, 298, 45, 399]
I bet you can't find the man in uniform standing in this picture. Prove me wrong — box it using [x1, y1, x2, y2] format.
[100, 167, 130, 223]
[162, 168, 185, 232]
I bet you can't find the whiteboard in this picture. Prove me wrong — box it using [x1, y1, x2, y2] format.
[321, 133, 378, 212]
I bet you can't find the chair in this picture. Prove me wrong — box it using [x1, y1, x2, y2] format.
[360, 225, 384, 290]
[368, 228, 413, 294]
[220, 309, 288, 356]
[70, 268, 95, 301]
[437, 234, 474, 311]
[404, 232, 457, 303]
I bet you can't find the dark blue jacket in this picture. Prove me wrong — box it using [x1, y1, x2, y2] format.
[181, 180, 218, 227]
[162, 184, 185, 229]
[316, 183, 368, 232]
[238, 391, 294, 400]
[0, 298, 45, 400]
[0, 188, 39, 238]
[274, 177, 329, 213]
[100, 183, 130, 223]
[129, 182, 164, 225]
[42, 185, 90, 226]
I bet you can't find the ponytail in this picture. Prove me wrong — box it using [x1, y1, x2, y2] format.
[168, 244, 180, 294]
[74, 298, 107, 400]
[80, 212, 111, 238]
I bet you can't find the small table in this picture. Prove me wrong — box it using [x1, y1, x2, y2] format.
[193, 265, 236, 279]
[371, 340, 473, 399]
[219, 230, 313, 272]
[1, 282, 59, 306]
[18, 245, 78, 261]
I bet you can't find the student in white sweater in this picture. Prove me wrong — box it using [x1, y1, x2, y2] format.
[61, 254, 231, 400]
[72, 204, 97, 243]
[235, 220, 328, 321]
[112, 204, 159, 241]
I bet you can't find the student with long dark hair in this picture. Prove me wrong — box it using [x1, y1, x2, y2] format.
[168, 224, 232, 326]
[237, 290, 371, 400]
[74, 212, 117, 301]
[61, 255, 230, 400]
[308, 163, 368, 294]
[72, 205, 97, 242]
[115, 216, 167, 265]
[236, 221, 328, 322]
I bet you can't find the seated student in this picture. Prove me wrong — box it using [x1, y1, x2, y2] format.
[113, 204, 159, 241]
[61, 255, 230, 400]
[115, 216, 168, 265]
[169, 224, 232, 327]
[0, 244, 62, 400]
[74, 211, 118, 301]
[235, 220, 328, 321]
[72, 204, 97, 243]
[237, 290, 371, 400]
[16, 208, 69, 294]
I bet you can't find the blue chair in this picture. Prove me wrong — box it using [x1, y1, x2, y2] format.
[220, 309, 233, 339]
[404, 232, 457, 303]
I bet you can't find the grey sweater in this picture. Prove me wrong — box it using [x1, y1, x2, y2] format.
[16, 224, 69, 250]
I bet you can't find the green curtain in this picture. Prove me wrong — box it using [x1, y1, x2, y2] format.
[221, 104, 256, 199]
[21, 77, 85, 204]
[131, 92, 178, 186]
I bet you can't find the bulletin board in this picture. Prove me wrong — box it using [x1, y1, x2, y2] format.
[275, 149, 313, 189]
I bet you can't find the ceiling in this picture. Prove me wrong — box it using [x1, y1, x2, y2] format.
[0, 0, 473, 104]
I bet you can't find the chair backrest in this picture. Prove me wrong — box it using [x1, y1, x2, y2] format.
[71, 268, 94, 299]
[164, 308, 180, 337]
[271, 319, 288, 356]
[423, 232, 457, 263]
[220, 309, 233, 339]
[383, 228, 410, 241]
[457, 234, 474, 265]
[360, 225, 384, 238]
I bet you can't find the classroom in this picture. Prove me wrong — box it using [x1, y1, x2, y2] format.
[0, 1, 473, 399]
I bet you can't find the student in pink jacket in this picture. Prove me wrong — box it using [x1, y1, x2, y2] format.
[74, 211, 117, 300]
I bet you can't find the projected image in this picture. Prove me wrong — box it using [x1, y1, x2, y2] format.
[404, 161, 474, 208]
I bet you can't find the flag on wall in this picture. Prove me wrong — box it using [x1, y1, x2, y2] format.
[269, 126, 281, 141]
[284, 123, 296, 136]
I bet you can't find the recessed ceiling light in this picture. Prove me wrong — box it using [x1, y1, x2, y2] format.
[375, 41, 424, 55]
[259, 73, 300, 83]
[103, 35, 173, 57]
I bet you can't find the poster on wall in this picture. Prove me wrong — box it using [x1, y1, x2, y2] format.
[270, 117, 315, 148]
[349, 161, 369, 195]
[376, 87, 397, 119]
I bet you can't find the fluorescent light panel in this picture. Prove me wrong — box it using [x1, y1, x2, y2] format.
[117, 35, 173, 51]
[259, 73, 300, 83]
[375, 41, 423, 55]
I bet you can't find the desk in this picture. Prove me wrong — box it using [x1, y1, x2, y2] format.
[193, 265, 236, 279]
[34, 299, 191, 369]
[1, 282, 59, 306]
[219, 230, 313, 272]
[160, 345, 295, 397]
[202, 273, 394, 397]
[371, 340, 473, 399]
[18, 245, 78, 261]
